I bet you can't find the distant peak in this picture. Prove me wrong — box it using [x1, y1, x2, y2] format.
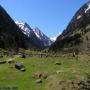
[50, 32, 62, 42]
[50, 37, 57, 42]
[15, 21, 32, 37]
[15, 21, 25, 25]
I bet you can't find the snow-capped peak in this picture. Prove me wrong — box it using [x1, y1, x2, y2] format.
[33, 27, 44, 40]
[50, 32, 62, 42]
[33, 28, 41, 39]
[15, 21, 25, 25]
[33, 27, 50, 40]
[15, 21, 53, 47]
[32, 27, 53, 46]
[15, 21, 32, 37]
[50, 37, 57, 42]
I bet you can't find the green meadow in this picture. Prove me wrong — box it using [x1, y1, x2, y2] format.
[0, 53, 90, 90]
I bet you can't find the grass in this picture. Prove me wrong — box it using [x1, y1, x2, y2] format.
[0, 54, 90, 90]
[1, 56, 10, 61]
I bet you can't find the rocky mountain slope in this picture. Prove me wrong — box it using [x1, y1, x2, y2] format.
[50, 1, 90, 52]
[15, 21, 53, 49]
[0, 5, 36, 50]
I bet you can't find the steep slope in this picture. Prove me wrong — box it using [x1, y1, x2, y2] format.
[32, 27, 53, 48]
[50, 1, 90, 51]
[0, 5, 36, 50]
[15, 21, 53, 49]
[15, 21, 32, 37]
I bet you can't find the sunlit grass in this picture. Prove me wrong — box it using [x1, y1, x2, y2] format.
[0, 54, 90, 90]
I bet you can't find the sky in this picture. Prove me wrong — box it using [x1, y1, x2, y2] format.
[0, 0, 88, 37]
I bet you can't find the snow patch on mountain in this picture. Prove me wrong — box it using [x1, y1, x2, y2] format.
[50, 37, 57, 42]
[15, 21, 32, 37]
[33, 29, 41, 39]
[33, 27, 52, 41]
[15, 21, 53, 47]
[85, 3, 90, 13]
[77, 15, 82, 20]
[50, 32, 62, 42]
[33, 27, 44, 40]
[33, 27, 53, 46]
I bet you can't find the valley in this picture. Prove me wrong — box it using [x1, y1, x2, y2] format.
[0, 50, 90, 90]
[0, 1, 90, 90]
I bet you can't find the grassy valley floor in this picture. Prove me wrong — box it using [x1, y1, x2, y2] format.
[0, 54, 90, 90]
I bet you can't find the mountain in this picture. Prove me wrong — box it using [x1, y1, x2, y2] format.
[50, 37, 57, 42]
[15, 21, 53, 49]
[15, 21, 32, 37]
[0, 5, 36, 50]
[29, 27, 53, 49]
[50, 32, 62, 42]
[50, 1, 90, 52]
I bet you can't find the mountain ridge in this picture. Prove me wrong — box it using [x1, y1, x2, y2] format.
[50, 1, 90, 52]
[15, 21, 53, 49]
[0, 5, 38, 50]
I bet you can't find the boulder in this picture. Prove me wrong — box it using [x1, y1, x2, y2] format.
[15, 63, 26, 72]
[56, 70, 64, 74]
[55, 62, 61, 65]
[21, 54, 26, 58]
[35, 79, 42, 84]
[0, 61, 6, 64]
[6, 60, 15, 64]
